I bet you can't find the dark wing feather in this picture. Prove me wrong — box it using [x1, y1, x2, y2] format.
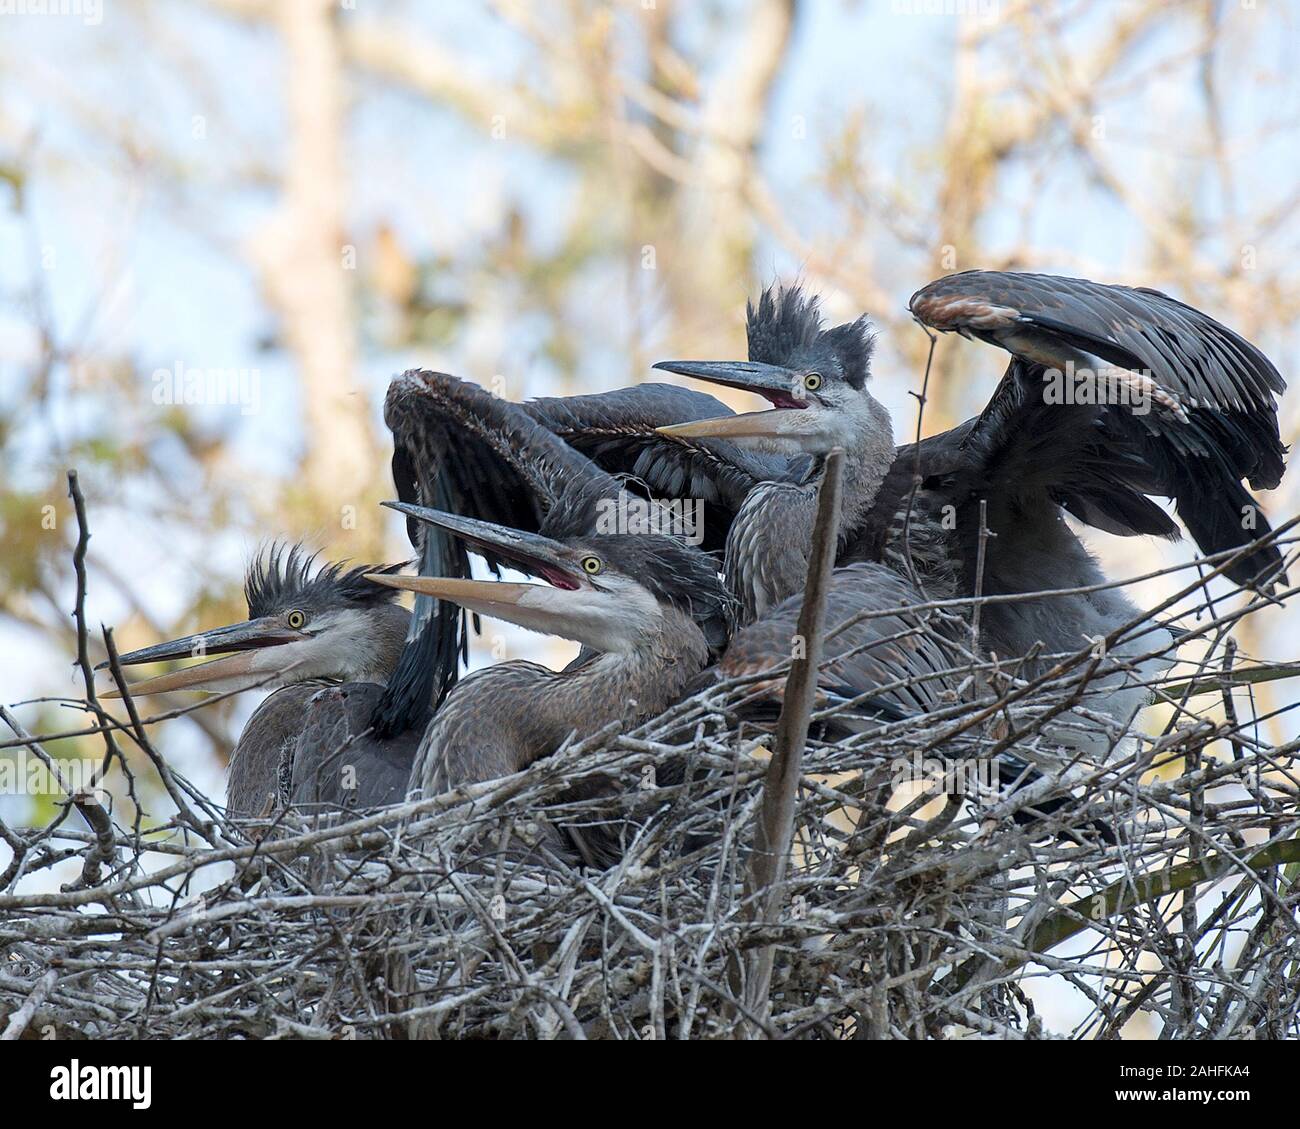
[524, 383, 799, 551]
[909, 272, 1288, 588]
[387, 370, 618, 561]
[911, 270, 1284, 420]
[374, 370, 621, 736]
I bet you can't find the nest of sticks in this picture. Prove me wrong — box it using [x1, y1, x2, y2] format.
[1, 473, 1298, 1040]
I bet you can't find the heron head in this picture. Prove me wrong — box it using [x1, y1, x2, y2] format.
[652, 283, 883, 455]
[98, 544, 408, 697]
[369, 503, 729, 657]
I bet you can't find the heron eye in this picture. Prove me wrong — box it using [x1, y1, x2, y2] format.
[287, 610, 307, 629]
[803, 373, 823, 391]
[581, 555, 603, 575]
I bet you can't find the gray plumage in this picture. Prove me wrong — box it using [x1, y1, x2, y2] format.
[236, 550, 411, 813]
[504, 273, 1286, 759]
[106, 543, 411, 817]
[226, 682, 325, 817]
[724, 479, 818, 624]
[287, 682, 421, 809]
[374, 370, 736, 743]
[718, 561, 962, 721]
[414, 597, 711, 794]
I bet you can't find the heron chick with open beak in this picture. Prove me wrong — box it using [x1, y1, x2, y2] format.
[98, 548, 408, 699]
[367, 500, 729, 796]
[96, 546, 412, 816]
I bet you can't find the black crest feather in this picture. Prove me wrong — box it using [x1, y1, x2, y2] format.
[628, 535, 735, 652]
[746, 284, 824, 366]
[819, 315, 876, 388]
[244, 543, 404, 618]
[537, 477, 619, 543]
[747, 282, 875, 388]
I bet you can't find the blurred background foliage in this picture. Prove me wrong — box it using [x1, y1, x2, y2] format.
[1, 0, 1298, 833]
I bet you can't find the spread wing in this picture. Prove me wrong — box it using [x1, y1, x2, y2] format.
[911, 270, 1284, 430]
[909, 271, 1288, 588]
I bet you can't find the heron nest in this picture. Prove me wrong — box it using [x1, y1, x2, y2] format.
[1, 484, 1299, 1039]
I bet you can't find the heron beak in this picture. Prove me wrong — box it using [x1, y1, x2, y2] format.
[652, 359, 810, 408]
[377, 504, 589, 592]
[369, 505, 623, 650]
[97, 618, 304, 697]
[651, 359, 823, 445]
[364, 573, 539, 616]
[654, 410, 804, 441]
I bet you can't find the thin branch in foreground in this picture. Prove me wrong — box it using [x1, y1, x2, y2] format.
[742, 447, 845, 1029]
[0, 473, 1296, 1040]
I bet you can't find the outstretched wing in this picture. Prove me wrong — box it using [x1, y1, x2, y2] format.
[911, 271, 1284, 437]
[387, 370, 617, 562]
[524, 383, 804, 552]
[910, 271, 1288, 587]
[373, 370, 621, 736]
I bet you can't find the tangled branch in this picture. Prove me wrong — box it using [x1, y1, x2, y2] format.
[0, 479, 1296, 1039]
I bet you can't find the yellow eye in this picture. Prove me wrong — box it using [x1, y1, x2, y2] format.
[286, 610, 306, 629]
[581, 555, 603, 575]
[803, 373, 823, 391]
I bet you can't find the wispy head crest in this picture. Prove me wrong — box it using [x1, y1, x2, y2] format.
[819, 315, 876, 388]
[629, 536, 735, 652]
[746, 284, 824, 366]
[245, 543, 404, 618]
[747, 283, 875, 387]
[538, 479, 616, 543]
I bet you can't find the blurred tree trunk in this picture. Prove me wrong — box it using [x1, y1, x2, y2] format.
[250, 0, 382, 556]
[671, 0, 797, 351]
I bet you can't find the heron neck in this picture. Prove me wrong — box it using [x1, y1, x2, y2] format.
[558, 606, 710, 723]
[726, 398, 895, 624]
[345, 603, 412, 684]
[411, 606, 711, 793]
[834, 394, 896, 533]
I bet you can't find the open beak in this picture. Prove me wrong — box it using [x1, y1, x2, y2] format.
[379, 504, 588, 591]
[365, 573, 541, 619]
[370, 504, 614, 648]
[652, 359, 809, 407]
[97, 618, 304, 697]
[654, 411, 801, 442]
[651, 359, 816, 443]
